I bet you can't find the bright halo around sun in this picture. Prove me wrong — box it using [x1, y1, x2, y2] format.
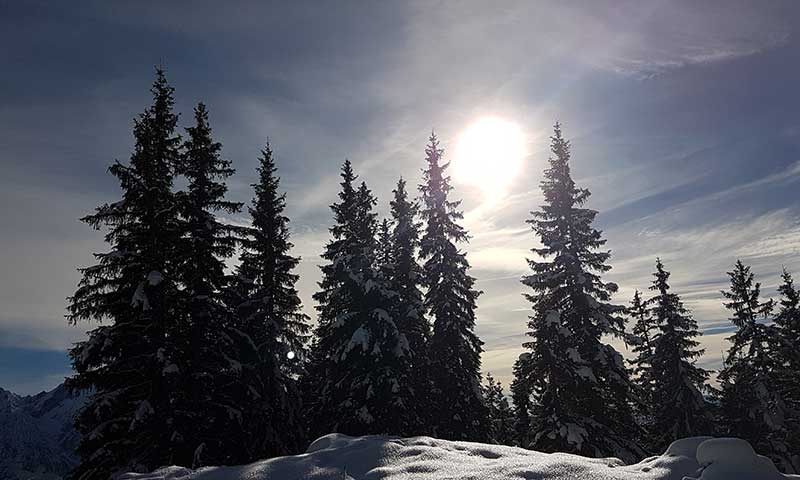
[453, 116, 526, 199]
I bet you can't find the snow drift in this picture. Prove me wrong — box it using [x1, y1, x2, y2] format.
[121, 434, 798, 480]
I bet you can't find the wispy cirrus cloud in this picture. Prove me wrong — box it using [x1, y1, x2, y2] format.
[2, 1, 800, 393]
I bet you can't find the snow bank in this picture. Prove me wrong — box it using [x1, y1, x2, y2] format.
[120, 434, 799, 480]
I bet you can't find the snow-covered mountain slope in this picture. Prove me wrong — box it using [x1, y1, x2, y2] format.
[121, 434, 799, 480]
[0, 383, 86, 480]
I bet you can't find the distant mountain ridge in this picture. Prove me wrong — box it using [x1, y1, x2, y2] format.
[0, 383, 86, 480]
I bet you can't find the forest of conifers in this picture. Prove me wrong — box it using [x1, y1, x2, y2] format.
[64, 69, 800, 479]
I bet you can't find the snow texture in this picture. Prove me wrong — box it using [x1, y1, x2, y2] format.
[120, 434, 800, 480]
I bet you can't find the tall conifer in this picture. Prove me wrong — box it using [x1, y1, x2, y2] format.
[230, 143, 310, 458]
[627, 289, 655, 445]
[305, 161, 417, 438]
[419, 132, 488, 441]
[67, 69, 184, 478]
[774, 270, 800, 471]
[171, 103, 243, 467]
[388, 178, 429, 414]
[512, 123, 642, 461]
[645, 259, 712, 451]
[719, 261, 797, 472]
[628, 290, 654, 402]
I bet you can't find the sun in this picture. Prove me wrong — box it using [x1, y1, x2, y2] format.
[453, 116, 526, 199]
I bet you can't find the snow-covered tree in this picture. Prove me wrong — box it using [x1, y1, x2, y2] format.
[718, 261, 797, 472]
[484, 373, 516, 445]
[418, 132, 489, 441]
[169, 103, 244, 467]
[644, 259, 713, 452]
[387, 178, 428, 356]
[774, 270, 800, 471]
[305, 161, 418, 438]
[66, 69, 185, 478]
[628, 289, 655, 404]
[776, 270, 800, 400]
[510, 354, 533, 446]
[376, 218, 394, 275]
[626, 289, 655, 445]
[512, 123, 642, 462]
[386, 177, 430, 426]
[227, 143, 310, 459]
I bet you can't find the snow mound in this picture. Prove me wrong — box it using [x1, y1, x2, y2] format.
[120, 434, 800, 480]
[690, 438, 786, 480]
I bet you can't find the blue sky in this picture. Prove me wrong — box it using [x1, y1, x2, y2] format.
[2, 0, 800, 394]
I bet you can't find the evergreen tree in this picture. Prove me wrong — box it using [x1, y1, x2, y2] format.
[230, 143, 310, 458]
[376, 218, 394, 278]
[388, 178, 428, 356]
[66, 69, 184, 478]
[774, 270, 800, 471]
[776, 269, 800, 399]
[628, 290, 654, 400]
[645, 259, 713, 452]
[512, 123, 642, 462]
[510, 354, 533, 446]
[305, 161, 418, 438]
[170, 103, 244, 467]
[627, 289, 655, 445]
[418, 132, 489, 441]
[718, 261, 797, 472]
[387, 178, 430, 423]
[484, 373, 516, 445]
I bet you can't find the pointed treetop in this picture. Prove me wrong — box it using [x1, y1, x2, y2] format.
[426, 132, 443, 161]
[777, 268, 800, 329]
[391, 177, 412, 208]
[342, 159, 355, 181]
[650, 258, 671, 294]
[722, 260, 774, 328]
[257, 141, 277, 178]
[632, 288, 642, 304]
[338, 160, 357, 197]
[149, 67, 176, 118]
[549, 122, 569, 160]
[779, 268, 798, 306]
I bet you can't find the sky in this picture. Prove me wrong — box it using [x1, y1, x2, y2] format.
[2, 0, 800, 395]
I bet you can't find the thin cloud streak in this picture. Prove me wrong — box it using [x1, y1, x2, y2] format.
[2, 1, 800, 393]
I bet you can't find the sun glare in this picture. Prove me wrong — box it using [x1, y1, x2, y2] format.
[453, 116, 526, 199]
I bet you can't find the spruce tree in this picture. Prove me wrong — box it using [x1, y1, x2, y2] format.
[170, 103, 246, 467]
[774, 270, 800, 471]
[418, 132, 488, 441]
[230, 143, 310, 458]
[388, 178, 428, 357]
[776, 269, 800, 400]
[645, 259, 713, 452]
[510, 354, 533, 446]
[376, 218, 394, 274]
[387, 178, 430, 424]
[627, 289, 655, 445]
[66, 69, 184, 478]
[719, 261, 797, 472]
[628, 290, 654, 402]
[484, 373, 516, 445]
[305, 161, 418, 438]
[512, 123, 642, 462]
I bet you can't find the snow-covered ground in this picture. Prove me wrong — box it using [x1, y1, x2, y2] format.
[122, 434, 799, 480]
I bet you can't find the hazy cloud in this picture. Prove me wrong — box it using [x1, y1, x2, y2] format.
[2, 0, 800, 392]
